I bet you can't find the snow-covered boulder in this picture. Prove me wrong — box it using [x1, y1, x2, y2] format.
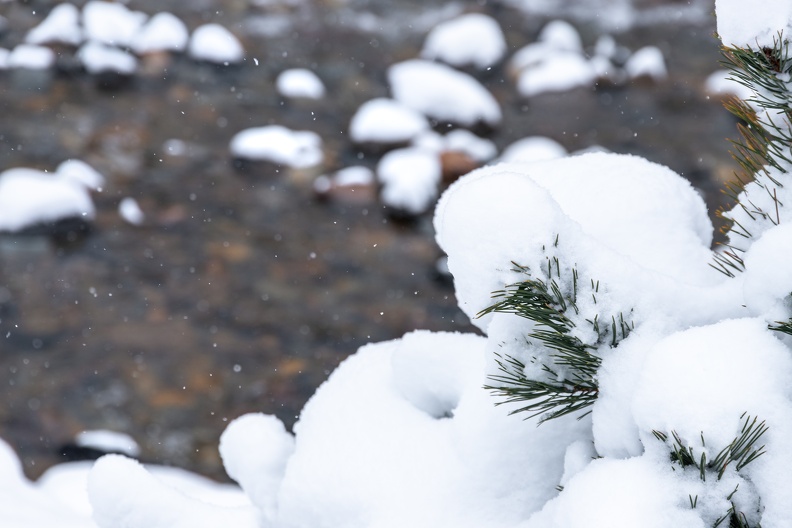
[625, 45, 667, 81]
[420, 13, 507, 69]
[377, 147, 442, 215]
[498, 136, 567, 163]
[8, 44, 55, 70]
[77, 41, 137, 75]
[25, 3, 83, 46]
[388, 60, 502, 129]
[230, 125, 323, 168]
[350, 98, 430, 145]
[276, 68, 326, 99]
[131, 12, 189, 54]
[0, 161, 103, 232]
[188, 24, 244, 64]
[82, 1, 147, 48]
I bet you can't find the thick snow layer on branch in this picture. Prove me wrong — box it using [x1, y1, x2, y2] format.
[434, 152, 725, 332]
[716, 0, 792, 47]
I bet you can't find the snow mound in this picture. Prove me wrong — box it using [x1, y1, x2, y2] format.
[377, 147, 441, 214]
[625, 45, 667, 80]
[276, 68, 326, 99]
[0, 162, 103, 232]
[188, 24, 244, 64]
[229, 125, 323, 168]
[78, 41, 137, 75]
[498, 136, 568, 163]
[8, 44, 55, 70]
[350, 98, 430, 145]
[25, 3, 82, 46]
[83, 1, 147, 48]
[716, 0, 792, 47]
[131, 12, 189, 54]
[420, 13, 507, 69]
[388, 60, 502, 128]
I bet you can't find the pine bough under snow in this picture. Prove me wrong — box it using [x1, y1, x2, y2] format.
[10, 4, 792, 528]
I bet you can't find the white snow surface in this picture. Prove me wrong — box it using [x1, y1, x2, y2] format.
[25, 3, 82, 46]
[82, 1, 147, 48]
[75, 430, 140, 457]
[377, 147, 441, 214]
[349, 98, 429, 144]
[276, 69, 326, 99]
[420, 13, 507, 69]
[9, 141, 792, 526]
[78, 41, 137, 75]
[388, 60, 502, 127]
[0, 161, 102, 232]
[516, 51, 597, 97]
[498, 136, 567, 163]
[188, 24, 244, 64]
[230, 125, 323, 168]
[119, 198, 145, 225]
[624, 45, 667, 80]
[131, 12, 189, 54]
[716, 0, 792, 47]
[8, 44, 55, 70]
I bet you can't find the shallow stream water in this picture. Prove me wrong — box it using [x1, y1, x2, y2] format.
[0, 0, 738, 480]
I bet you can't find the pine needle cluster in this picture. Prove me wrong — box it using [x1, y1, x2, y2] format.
[714, 34, 792, 277]
[479, 249, 633, 424]
[652, 413, 767, 528]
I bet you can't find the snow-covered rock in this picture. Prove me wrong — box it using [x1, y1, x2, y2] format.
[537, 19, 583, 52]
[25, 3, 83, 46]
[0, 163, 101, 232]
[82, 1, 147, 48]
[8, 44, 56, 70]
[377, 147, 442, 214]
[388, 60, 502, 128]
[75, 430, 140, 458]
[350, 98, 430, 145]
[705, 69, 754, 100]
[420, 13, 507, 69]
[516, 51, 597, 96]
[118, 198, 145, 226]
[624, 45, 667, 81]
[276, 68, 326, 99]
[188, 24, 244, 64]
[77, 41, 137, 75]
[498, 136, 568, 163]
[131, 12, 189, 54]
[230, 125, 323, 168]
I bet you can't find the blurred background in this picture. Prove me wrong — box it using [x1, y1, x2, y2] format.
[0, 0, 738, 481]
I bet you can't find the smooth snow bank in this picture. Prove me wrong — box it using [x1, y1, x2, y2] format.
[230, 125, 323, 168]
[716, 0, 792, 47]
[188, 24, 244, 64]
[0, 161, 103, 232]
[388, 60, 502, 128]
[276, 69, 326, 99]
[420, 13, 507, 69]
[349, 98, 429, 144]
